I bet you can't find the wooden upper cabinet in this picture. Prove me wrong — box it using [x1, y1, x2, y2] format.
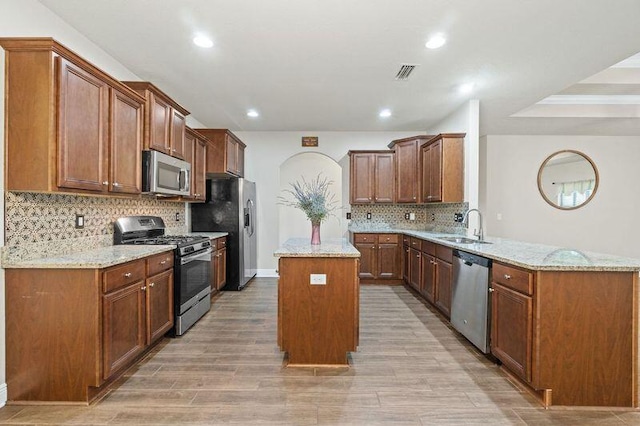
[184, 127, 207, 202]
[109, 88, 143, 194]
[348, 151, 395, 204]
[421, 133, 464, 203]
[194, 129, 247, 177]
[123, 81, 190, 160]
[388, 136, 431, 203]
[57, 57, 109, 192]
[0, 38, 146, 195]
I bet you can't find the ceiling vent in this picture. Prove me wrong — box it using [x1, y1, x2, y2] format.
[395, 64, 419, 81]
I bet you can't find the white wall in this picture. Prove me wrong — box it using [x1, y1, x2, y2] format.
[235, 131, 422, 274]
[426, 100, 480, 233]
[481, 135, 640, 259]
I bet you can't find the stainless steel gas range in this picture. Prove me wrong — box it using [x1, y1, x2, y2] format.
[114, 216, 212, 336]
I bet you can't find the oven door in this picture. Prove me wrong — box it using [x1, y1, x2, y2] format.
[176, 248, 212, 314]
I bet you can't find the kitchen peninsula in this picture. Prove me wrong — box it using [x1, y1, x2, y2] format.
[274, 238, 360, 366]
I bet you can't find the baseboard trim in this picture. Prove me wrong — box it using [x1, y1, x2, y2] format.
[257, 269, 278, 278]
[0, 382, 7, 407]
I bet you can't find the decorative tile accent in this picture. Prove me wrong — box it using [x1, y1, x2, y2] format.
[350, 202, 469, 233]
[4, 192, 185, 261]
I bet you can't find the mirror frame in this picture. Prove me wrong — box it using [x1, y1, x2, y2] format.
[537, 150, 599, 210]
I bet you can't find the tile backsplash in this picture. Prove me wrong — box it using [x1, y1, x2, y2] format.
[4, 192, 185, 261]
[350, 202, 469, 233]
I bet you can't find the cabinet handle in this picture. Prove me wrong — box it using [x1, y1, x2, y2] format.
[488, 288, 495, 292]
[141, 286, 147, 291]
[504, 274, 512, 280]
[149, 282, 155, 288]
[160, 260, 166, 265]
[102, 181, 109, 185]
[113, 182, 120, 187]
[416, 254, 421, 258]
[124, 272, 132, 278]
[172, 148, 177, 152]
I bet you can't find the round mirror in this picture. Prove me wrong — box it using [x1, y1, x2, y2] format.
[537, 150, 599, 210]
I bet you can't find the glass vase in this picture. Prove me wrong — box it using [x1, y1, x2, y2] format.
[311, 221, 321, 245]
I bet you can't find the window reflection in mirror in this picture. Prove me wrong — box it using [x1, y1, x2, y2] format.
[537, 150, 599, 210]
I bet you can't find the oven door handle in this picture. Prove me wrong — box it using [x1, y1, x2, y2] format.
[180, 248, 213, 265]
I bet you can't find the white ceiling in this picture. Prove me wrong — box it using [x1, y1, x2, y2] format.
[38, 0, 640, 135]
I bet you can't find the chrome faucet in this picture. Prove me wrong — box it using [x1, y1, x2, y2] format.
[462, 208, 484, 242]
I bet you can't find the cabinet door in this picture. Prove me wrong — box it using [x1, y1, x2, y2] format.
[428, 140, 442, 202]
[377, 243, 400, 279]
[402, 245, 410, 283]
[421, 254, 436, 303]
[210, 250, 217, 293]
[226, 136, 238, 175]
[435, 259, 452, 318]
[146, 270, 174, 344]
[193, 139, 207, 200]
[350, 153, 374, 204]
[236, 143, 245, 177]
[409, 248, 421, 291]
[395, 140, 419, 203]
[374, 153, 395, 203]
[170, 109, 186, 159]
[491, 283, 533, 383]
[102, 282, 145, 380]
[57, 58, 109, 192]
[183, 131, 196, 199]
[109, 88, 142, 194]
[216, 248, 227, 290]
[355, 242, 376, 279]
[149, 93, 171, 154]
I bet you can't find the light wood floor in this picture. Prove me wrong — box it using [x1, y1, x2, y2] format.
[0, 277, 639, 425]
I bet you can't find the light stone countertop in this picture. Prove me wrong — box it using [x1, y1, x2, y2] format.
[349, 225, 640, 272]
[2, 245, 175, 269]
[274, 238, 360, 258]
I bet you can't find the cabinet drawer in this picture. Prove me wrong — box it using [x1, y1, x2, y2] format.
[217, 237, 227, 248]
[410, 237, 422, 251]
[377, 234, 398, 244]
[103, 260, 145, 293]
[492, 262, 534, 295]
[435, 244, 453, 263]
[354, 234, 376, 244]
[146, 251, 174, 276]
[421, 240, 436, 256]
[403, 235, 410, 246]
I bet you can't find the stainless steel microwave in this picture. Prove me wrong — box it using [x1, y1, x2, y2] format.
[142, 150, 191, 196]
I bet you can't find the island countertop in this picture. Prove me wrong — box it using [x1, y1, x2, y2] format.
[274, 238, 360, 258]
[348, 226, 640, 272]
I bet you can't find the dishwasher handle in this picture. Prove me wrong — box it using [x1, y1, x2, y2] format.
[453, 249, 492, 268]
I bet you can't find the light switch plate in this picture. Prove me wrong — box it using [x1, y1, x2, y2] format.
[310, 274, 327, 285]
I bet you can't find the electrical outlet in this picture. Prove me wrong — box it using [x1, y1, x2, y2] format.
[175, 212, 180, 221]
[346, 212, 351, 220]
[409, 212, 416, 221]
[404, 212, 410, 220]
[310, 274, 327, 285]
[75, 214, 84, 229]
[454, 213, 464, 222]
[366, 212, 372, 220]
[431, 213, 435, 221]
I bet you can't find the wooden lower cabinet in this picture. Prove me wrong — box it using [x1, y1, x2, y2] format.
[352, 233, 401, 283]
[5, 250, 175, 403]
[215, 245, 227, 290]
[434, 258, 452, 318]
[420, 253, 436, 303]
[409, 247, 421, 292]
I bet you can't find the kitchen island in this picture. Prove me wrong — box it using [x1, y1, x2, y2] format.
[274, 238, 360, 366]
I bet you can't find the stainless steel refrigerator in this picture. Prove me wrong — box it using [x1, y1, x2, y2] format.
[191, 178, 257, 290]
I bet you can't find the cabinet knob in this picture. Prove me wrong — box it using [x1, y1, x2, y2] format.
[416, 254, 420, 258]
[172, 148, 177, 152]
[141, 285, 147, 291]
[124, 272, 132, 278]
[113, 182, 120, 187]
[489, 288, 495, 292]
[102, 181, 109, 185]
[149, 282, 155, 288]
[504, 274, 512, 280]
[160, 260, 166, 265]
[413, 196, 416, 200]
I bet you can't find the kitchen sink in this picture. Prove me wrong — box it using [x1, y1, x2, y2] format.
[439, 236, 492, 245]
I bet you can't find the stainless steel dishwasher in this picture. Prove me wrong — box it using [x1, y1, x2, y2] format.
[451, 249, 492, 353]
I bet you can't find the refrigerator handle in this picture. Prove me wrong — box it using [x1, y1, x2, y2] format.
[247, 199, 255, 236]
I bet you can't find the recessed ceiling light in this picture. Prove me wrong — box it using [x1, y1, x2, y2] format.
[379, 109, 392, 118]
[425, 34, 446, 49]
[247, 109, 260, 118]
[193, 35, 213, 48]
[459, 82, 475, 94]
